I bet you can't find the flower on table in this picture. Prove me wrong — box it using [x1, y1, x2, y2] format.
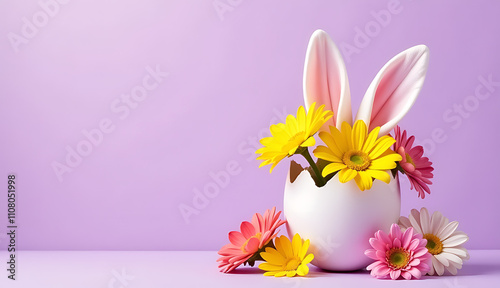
[314, 120, 402, 191]
[393, 126, 434, 199]
[258, 234, 314, 277]
[365, 223, 431, 280]
[217, 207, 286, 273]
[399, 207, 469, 276]
[256, 102, 333, 172]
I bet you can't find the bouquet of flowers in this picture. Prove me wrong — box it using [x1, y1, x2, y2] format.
[217, 30, 468, 280]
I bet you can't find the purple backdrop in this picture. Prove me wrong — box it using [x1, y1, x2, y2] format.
[1, 0, 499, 251]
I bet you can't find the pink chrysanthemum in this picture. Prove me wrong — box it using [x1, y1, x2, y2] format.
[365, 223, 431, 280]
[393, 126, 434, 198]
[217, 207, 286, 273]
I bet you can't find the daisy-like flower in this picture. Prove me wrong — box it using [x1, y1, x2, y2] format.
[313, 120, 402, 191]
[393, 126, 434, 199]
[217, 207, 286, 273]
[258, 234, 314, 277]
[365, 223, 431, 280]
[256, 102, 333, 173]
[399, 207, 469, 276]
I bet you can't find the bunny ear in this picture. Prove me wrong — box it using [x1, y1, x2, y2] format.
[355, 45, 430, 136]
[303, 29, 352, 130]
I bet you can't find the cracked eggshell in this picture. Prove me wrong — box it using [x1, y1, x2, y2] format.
[284, 161, 401, 271]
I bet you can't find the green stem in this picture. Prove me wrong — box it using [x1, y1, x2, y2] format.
[300, 148, 326, 187]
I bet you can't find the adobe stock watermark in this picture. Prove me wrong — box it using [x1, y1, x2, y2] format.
[51, 65, 168, 183]
[212, 0, 244, 21]
[7, 0, 71, 53]
[340, 0, 408, 63]
[108, 268, 134, 288]
[178, 107, 289, 224]
[416, 74, 500, 156]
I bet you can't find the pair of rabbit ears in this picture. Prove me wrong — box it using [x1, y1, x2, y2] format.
[303, 29, 429, 136]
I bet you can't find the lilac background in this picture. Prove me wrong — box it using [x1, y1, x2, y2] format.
[0, 0, 499, 251]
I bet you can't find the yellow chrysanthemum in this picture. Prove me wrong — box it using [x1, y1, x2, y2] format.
[258, 234, 314, 277]
[313, 120, 402, 191]
[256, 102, 333, 172]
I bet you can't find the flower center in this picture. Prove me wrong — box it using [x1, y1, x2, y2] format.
[343, 150, 371, 171]
[284, 257, 301, 271]
[386, 247, 410, 269]
[240, 232, 262, 253]
[423, 233, 443, 255]
[405, 152, 416, 167]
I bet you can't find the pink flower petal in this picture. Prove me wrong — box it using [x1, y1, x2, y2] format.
[401, 227, 413, 249]
[390, 223, 402, 240]
[228, 231, 246, 247]
[216, 208, 286, 273]
[407, 267, 422, 279]
[365, 249, 378, 260]
[390, 269, 401, 280]
[413, 247, 429, 258]
[393, 238, 402, 248]
[367, 224, 429, 280]
[401, 271, 412, 280]
[240, 221, 255, 239]
[408, 258, 420, 267]
[370, 238, 387, 251]
[372, 263, 391, 277]
[245, 237, 260, 253]
[367, 260, 384, 271]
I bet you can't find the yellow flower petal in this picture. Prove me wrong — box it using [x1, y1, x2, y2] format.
[318, 132, 343, 158]
[292, 234, 301, 257]
[313, 146, 342, 163]
[368, 135, 396, 159]
[369, 154, 399, 170]
[322, 162, 347, 177]
[299, 239, 310, 260]
[297, 264, 309, 276]
[355, 171, 373, 191]
[362, 126, 380, 152]
[341, 121, 353, 148]
[258, 262, 283, 272]
[260, 251, 286, 266]
[279, 235, 294, 259]
[338, 168, 357, 183]
[300, 136, 316, 147]
[329, 125, 349, 152]
[286, 115, 298, 135]
[256, 103, 333, 172]
[302, 253, 314, 265]
[275, 271, 287, 277]
[259, 234, 313, 278]
[352, 120, 367, 150]
[366, 169, 391, 184]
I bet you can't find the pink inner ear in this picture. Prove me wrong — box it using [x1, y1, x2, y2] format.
[364, 45, 429, 135]
[305, 35, 342, 127]
[368, 57, 407, 131]
[303, 30, 351, 129]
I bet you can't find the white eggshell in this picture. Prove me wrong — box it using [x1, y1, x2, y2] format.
[284, 164, 400, 271]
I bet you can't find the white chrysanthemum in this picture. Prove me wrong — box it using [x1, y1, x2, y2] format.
[399, 207, 469, 276]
